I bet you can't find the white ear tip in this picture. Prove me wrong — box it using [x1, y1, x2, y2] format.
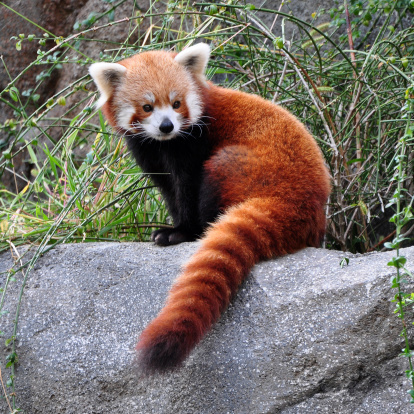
[89, 62, 126, 79]
[89, 62, 99, 77]
[89, 62, 105, 79]
[174, 43, 211, 82]
[192, 43, 211, 53]
[196, 43, 211, 60]
[89, 62, 126, 107]
[175, 43, 211, 60]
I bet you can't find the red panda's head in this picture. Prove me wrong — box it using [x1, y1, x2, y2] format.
[89, 43, 210, 141]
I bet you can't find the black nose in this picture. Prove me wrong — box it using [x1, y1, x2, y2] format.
[159, 118, 174, 134]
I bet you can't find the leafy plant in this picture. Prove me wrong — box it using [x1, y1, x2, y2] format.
[329, 0, 414, 44]
[386, 83, 414, 401]
[0, 0, 413, 410]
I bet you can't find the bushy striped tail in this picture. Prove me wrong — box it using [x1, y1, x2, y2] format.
[136, 197, 326, 372]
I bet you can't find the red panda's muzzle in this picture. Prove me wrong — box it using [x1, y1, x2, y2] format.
[159, 117, 174, 134]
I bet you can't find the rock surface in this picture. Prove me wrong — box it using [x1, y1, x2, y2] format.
[0, 243, 413, 413]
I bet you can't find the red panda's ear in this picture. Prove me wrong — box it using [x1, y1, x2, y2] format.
[174, 43, 210, 83]
[89, 62, 126, 108]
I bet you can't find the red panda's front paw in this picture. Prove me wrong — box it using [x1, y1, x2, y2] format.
[151, 228, 196, 246]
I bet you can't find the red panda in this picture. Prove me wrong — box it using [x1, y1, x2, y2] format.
[89, 43, 331, 372]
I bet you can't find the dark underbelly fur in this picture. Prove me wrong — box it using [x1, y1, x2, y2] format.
[125, 120, 221, 245]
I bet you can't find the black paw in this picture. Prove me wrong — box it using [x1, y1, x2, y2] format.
[151, 228, 196, 246]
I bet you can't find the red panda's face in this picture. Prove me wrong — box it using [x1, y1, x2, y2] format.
[89, 44, 210, 141]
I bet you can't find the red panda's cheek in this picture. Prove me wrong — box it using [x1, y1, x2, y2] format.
[131, 109, 151, 124]
[116, 104, 136, 130]
[176, 102, 190, 122]
[102, 102, 118, 128]
[131, 115, 141, 128]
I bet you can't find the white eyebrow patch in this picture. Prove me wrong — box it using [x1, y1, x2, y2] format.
[169, 91, 178, 101]
[144, 92, 155, 103]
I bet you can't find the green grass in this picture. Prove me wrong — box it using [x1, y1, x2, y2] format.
[0, 0, 413, 410]
[0, 0, 413, 253]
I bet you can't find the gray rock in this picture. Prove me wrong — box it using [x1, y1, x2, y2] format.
[0, 243, 413, 413]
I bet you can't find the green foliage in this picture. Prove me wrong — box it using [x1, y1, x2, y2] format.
[0, 0, 413, 410]
[387, 85, 414, 401]
[329, 0, 414, 43]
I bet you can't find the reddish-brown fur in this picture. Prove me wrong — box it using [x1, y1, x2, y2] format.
[92, 48, 331, 372]
[136, 84, 330, 370]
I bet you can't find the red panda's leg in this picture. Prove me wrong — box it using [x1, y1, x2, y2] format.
[197, 172, 222, 229]
[150, 166, 207, 246]
[151, 227, 198, 246]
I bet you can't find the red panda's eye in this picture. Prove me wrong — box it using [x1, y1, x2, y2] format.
[143, 104, 153, 113]
[172, 101, 181, 109]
